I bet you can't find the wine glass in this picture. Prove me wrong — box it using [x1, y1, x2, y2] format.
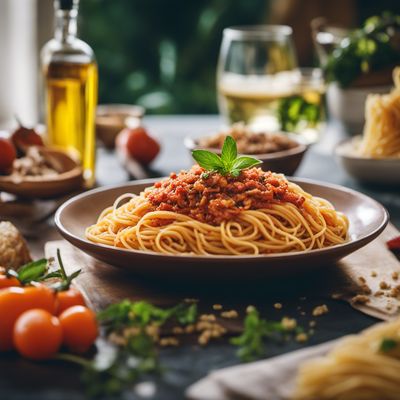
[217, 25, 326, 142]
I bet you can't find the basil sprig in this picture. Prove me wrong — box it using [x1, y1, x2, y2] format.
[192, 136, 261, 177]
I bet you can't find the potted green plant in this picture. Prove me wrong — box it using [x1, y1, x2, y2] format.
[320, 13, 400, 134]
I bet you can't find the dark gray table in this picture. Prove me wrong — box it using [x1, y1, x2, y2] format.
[1, 115, 399, 400]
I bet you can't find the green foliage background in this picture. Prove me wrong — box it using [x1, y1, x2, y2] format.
[79, 0, 269, 114]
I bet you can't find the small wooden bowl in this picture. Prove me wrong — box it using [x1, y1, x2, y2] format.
[0, 148, 83, 198]
[184, 133, 308, 176]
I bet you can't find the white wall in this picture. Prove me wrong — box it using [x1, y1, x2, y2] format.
[0, 0, 53, 128]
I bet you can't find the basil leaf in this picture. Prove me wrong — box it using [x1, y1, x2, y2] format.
[380, 338, 397, 352]
[192, 150, 224, 171]
[232, 156, 262, 171]
[17, 258, 48, 284]
[221, 136, 237, 169]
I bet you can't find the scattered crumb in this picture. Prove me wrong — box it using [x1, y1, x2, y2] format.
[296, 333, 308, 343]
[380, 281, 391, 290]
[172, 326, 184, 335]
[309, 320, 316, 328]
[221, 310, 239, 319]
[281, 317, 297, 331]
[185, 324, 195, 334]
[374, 290, 384, 297]
[274, 303, 283, 310]
[386, 304, 393, 311]
[312, 305, 329, 317]
[358, 276, 366, 284]
[392, 272, 399, 281]
[371, 270, 377, 277]
[351, 294, 370, 304]
[184, 298, 199, 303]
[199, 314, 216, 322]
[331, 293, 341, 300]
[159, 337, 179, 347]
[361, 284, 372, 295]
[389, 286, 400, 298]
[212, 304, 223, 310]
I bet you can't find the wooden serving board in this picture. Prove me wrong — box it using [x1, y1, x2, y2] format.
[45, 223, 400, 321]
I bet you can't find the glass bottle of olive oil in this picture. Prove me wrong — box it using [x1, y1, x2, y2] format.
[41, 0, 98, 187]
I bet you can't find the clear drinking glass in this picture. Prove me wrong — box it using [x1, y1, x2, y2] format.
[217, 26, 326, 143]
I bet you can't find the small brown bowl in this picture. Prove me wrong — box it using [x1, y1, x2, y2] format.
[96, 104, 145, 149]
[0, 148, 83, 198]
[184, 133, 308, 176]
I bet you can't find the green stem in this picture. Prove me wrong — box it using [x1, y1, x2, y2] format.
[56, 248, 68, 282]
[54, 353, 91, 368]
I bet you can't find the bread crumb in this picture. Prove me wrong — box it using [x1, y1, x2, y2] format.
[371, 271, 377, 277]
[159, 337, 179, 347]
[358, 276, 366, 284]
[392, 272, 399, 281]
[274, 303, 283, 310]
[361, 284, 372, 295]
[221, 310, 238, 319]
[351, 294, 370, 304]
[212, 304, 223, 310]
[199, 314, 216, 322]
[309, 320, 316, 328]
[374, 290, 384, 297]
[246, 305, 255, 314]
[312, 305, 329, 317]
[281, 317, 297, 331]
[296, 333, 308, 343]
[380, 281, 391, 290]
[172, 326, 184, 335]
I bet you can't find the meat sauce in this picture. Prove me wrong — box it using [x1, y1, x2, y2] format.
[146, 166, 305, 225]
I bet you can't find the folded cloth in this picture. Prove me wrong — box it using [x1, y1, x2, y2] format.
[186, 340, 339, 400]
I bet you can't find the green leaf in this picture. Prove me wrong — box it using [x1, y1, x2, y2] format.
[221, 136, 237, 169]
[380, 338, 398, 352]
[191, 150, 223, 171]
[232, 156, 262, 171]
[17, 259, 48, 284]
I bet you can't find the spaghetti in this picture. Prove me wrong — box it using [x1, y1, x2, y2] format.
[359, 67, 400, 158]
[293, 318, 400, 400]
[86, 166, 348, 256]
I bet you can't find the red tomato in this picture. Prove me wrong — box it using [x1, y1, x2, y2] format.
[0, 138, 16, 173]
[0, 274, 21, 289]
[59, 306, 98, 353]
[13, 309, 63, 360]
[118, 126, 160, 166]
[11, 125, 43, 153]
[56, 287, 86, 315]
[0, 284, 57, 351]
[387, 236, 400, 251]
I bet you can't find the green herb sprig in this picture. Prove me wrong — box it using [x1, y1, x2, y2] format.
[379, 338, 398, 352]
[231, 306, 305, 362]
[192, 136, 261, 177]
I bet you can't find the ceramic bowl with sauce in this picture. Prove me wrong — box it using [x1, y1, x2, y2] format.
[96, 104, 145, 148]
[185, 130, 308, 176]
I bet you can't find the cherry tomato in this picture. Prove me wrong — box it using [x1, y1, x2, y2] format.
[0, 138, 16, 173]
[13, 309, 63, 360]
[117, 126, 160, 166]
[0, 274, 21, 289]
[59, 306, 98, 353]
[0, 284, 57, 351]
[56, 287, 86, 315]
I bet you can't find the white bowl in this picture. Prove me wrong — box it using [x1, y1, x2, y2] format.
[335, 137, 400, 185]
[327, 83, 391, 135]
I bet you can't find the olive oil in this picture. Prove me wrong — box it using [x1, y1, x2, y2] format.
[41, 0, 98, 187]
[45, 61, 97, 186]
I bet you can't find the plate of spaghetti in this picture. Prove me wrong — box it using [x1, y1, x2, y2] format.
[55, 137, 387, 278]
[336, 67, 400, 185]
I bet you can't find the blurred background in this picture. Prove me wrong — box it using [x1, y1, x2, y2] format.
[0, 0, 399, 125]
